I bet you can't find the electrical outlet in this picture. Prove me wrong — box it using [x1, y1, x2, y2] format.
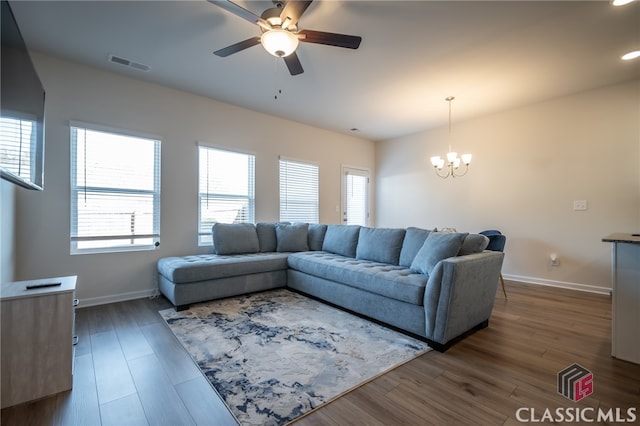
[573, 200, 587, 211]
[550, 253, 559, 267]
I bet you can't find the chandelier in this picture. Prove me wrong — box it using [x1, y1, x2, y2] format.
[430, 96, 472, 179]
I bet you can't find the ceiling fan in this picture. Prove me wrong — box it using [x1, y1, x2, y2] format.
[208, 0, 362, 76]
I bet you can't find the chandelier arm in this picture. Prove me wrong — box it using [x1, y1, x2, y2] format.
[434, 165, 452, 179]
[451, 163, 470, 178]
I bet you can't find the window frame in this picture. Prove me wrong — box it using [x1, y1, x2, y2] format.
[279, 156, 319, 224]
[70, 121, 161, 255]
[198, 144, 256, 246]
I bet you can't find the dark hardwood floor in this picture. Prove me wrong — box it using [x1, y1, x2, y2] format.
[2, 281, 639, 425]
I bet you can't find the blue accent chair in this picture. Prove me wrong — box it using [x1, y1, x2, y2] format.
[480, 230, 507, 298]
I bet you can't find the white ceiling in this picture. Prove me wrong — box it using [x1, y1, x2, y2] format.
[9, 0, 640, 141]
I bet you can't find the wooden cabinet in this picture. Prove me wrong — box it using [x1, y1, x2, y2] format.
[1, 276, 77, 408]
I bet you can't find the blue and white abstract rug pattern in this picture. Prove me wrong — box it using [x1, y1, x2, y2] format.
[160, 289, 430, 426]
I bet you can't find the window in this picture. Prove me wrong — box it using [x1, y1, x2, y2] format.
[343, 167, 369, 226]
[0, 115, 44, 190]
[70, 123, 161, 254]
[279, 157, 319, 223]
[198, 145, 255, 245]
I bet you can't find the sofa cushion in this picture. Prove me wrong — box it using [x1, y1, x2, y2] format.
[212, 223, 259, 255]
[308, 224, 328, 251]
[322, 225, 361, 258]
[288, 251, 428, 305]
[158, 252, 290, 284]
[410, 232, 469, 275]
[276, 223, 309, 252]
[356, 227, 406, 265]
[458, 233, 490, 256]
[256, 222, 278, 252]
[399, 227, 433, 267]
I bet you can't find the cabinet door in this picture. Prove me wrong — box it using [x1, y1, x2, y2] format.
[1, 292, 74, 408]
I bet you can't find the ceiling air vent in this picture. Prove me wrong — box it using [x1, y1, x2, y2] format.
[108, 54, 150, 72]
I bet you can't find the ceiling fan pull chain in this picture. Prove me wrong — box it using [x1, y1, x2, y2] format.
[273, 56, 286, 100]
[274, 56, 281, 100]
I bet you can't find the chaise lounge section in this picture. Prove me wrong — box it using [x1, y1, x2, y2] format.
[157, 222, 504, 351]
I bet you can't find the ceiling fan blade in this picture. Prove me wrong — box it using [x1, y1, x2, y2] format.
[208, 0, 270, 29]
[213, 36, 261, 57]
[280, 1, 313, 29]
[298, 29, 362, 49]
[283, 52, 304, 76]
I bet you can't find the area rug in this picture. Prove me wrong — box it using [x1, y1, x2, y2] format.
[159, 289, 430, 425]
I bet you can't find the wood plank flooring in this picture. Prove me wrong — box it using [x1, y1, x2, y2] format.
[2, 281, 639, 425]
[1, 297, 236, 426]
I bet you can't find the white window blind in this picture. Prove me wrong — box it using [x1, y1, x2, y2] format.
[279, 157, 319, 223]
[199, 145, 255, 245]
[344, 170, 369, 226]
[0, 115, 43, 190]
[70, 124, 161, 254]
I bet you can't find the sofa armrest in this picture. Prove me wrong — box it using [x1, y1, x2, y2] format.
[423, 251, 504, 345]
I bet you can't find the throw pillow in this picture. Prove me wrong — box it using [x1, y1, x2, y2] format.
[276, 223, 309, 252]
[399, 227, 433, 267]
[212, 223, 260, 255]
[458, 234, 490, 256]
[256, 222, 278, 252]
[410, 231, 469, 275]
[307, 223, 328, 251]
[356, 227, 406, 265]
[322, 225, 361, 258]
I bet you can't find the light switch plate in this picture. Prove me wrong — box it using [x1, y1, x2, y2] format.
[573, 200, 587, 211]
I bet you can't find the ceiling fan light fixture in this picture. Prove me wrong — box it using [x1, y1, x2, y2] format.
[261, 29, 299, 57]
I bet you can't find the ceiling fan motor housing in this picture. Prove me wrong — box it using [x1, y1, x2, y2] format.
[261, 7, 284, 29]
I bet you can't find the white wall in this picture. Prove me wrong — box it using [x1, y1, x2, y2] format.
[376, 80, 640, 292]
[13, 53, 375, 305]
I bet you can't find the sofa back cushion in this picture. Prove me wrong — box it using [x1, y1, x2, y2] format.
[322, 225, 361, 258]
[356, 227, 406, 265]
[276, 223, 309, 252]
[410, 231, 468, 275]
[308, 224, 328, 251]
[458, 233, 490, 255]
[212, 223, 259, 255]
[256, 222, 278, 252]
[399, 227, 433, 267]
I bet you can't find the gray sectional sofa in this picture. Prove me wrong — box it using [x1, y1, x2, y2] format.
[157, 223, 504, 351]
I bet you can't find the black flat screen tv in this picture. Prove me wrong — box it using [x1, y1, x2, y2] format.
[1, 0, 45, 190]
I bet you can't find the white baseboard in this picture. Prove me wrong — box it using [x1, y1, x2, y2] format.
[78, 288, 161, 308]
[503, 274, 611, 296]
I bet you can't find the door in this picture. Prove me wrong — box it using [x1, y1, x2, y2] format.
[342, 167, 369, 226]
